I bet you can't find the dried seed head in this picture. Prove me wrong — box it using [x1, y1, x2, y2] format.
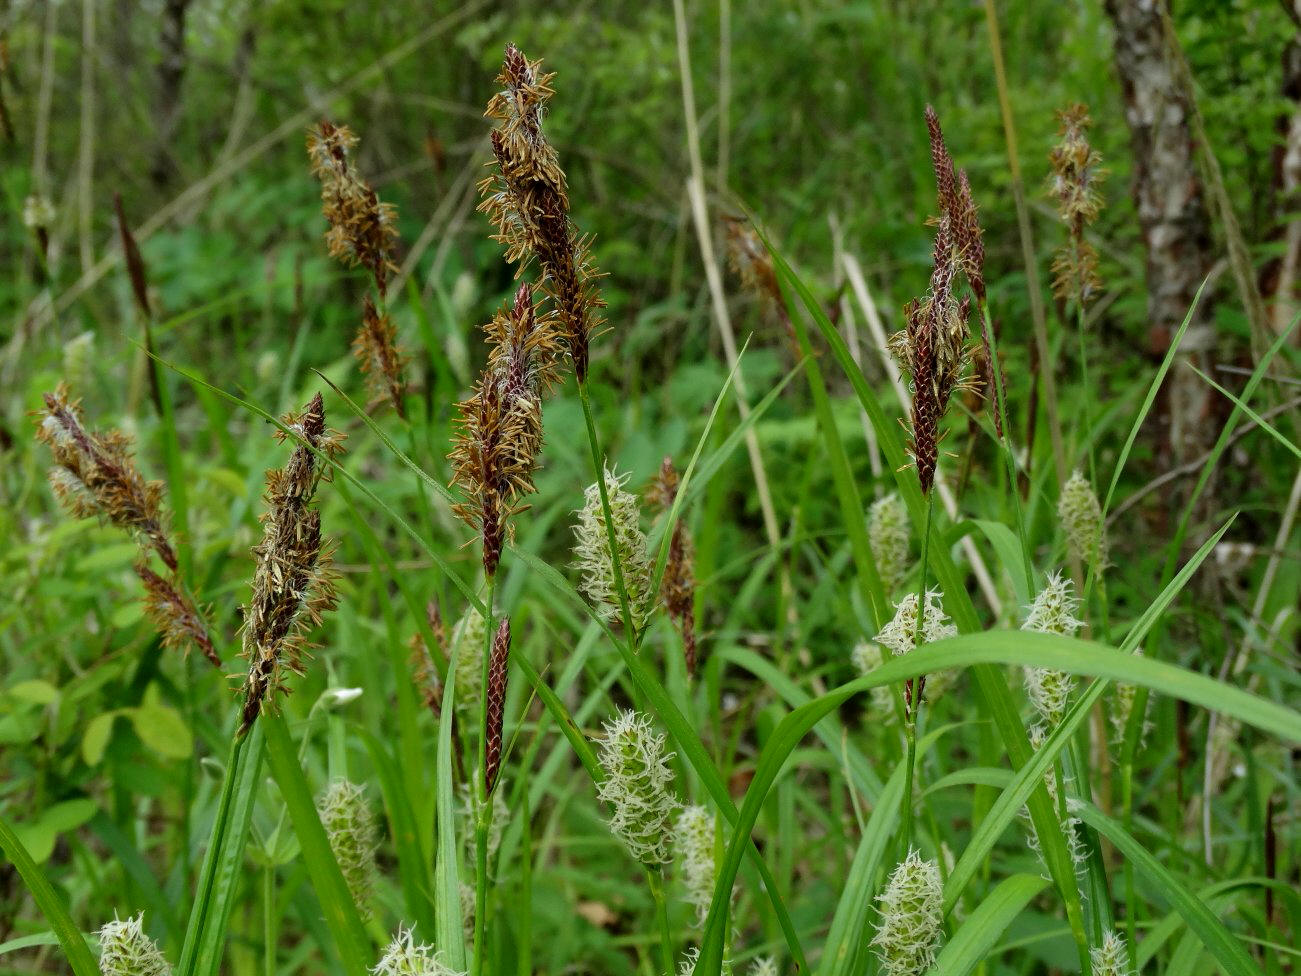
[573, 466, 656, 631]
[891, 107, 985, 493]
[1049, 104, 1105, 304]
[484, 617, 511, 794]
[37, 385, 176, 570]
[648, 458, 698, 676]
[595, 709, 678, 864]
[354, 296, 408, 417]
[307, 119, 398, 293]
[449, 283, 556, 575]
[477, 44, 605, 381]
[1059, 470, 1108, 568]
[871, 850, 944, 976]
[675, 804, 723, 927]
[97, 913, 171, 976]
[317, 779, 379, 920]
[1090, 931, 1132, 976]
[868, 494, 910, 597]
[373, 927, 466, 976]
[135, 563, 219, 667]
[409, 602, 446, 719]
[723, 214, 782, 308]
[36, 387, 217, 665]
[238, 393, 345, 734]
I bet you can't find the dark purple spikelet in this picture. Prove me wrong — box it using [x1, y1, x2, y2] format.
[484, 618, 511, 794]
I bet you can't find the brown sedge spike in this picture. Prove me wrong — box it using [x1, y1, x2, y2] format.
[646, 458, 698, 677]
[484, 617, 511, 794]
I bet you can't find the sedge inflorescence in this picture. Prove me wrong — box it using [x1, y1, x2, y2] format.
[1090, 930, 1133, 976]
[36, 386, 217, 667]
[449, 282, 559, 576]
[573, 466, 656, 631]
[596, 709, 678, 865]
[317, 779, 379, 920]
[1021, 572, 1085, 728]
[478, 44, 605, 383]
[889, 106, 987, 494]
[872, 589, 958, 714]
[1059, 469, 1108, 569]
[238, 393, 344, 734]
[675, 804, 721, 926]
[868, 493, 910, 598]
[1049, 104, 1105, 304]
[647, 457, 699, 675]
[871, 849, 945, 976]
[373, 927, 466, 976]
[97, 913, 171, 976]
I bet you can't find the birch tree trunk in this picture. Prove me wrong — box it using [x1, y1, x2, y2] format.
[1104, 0, 1218, 476]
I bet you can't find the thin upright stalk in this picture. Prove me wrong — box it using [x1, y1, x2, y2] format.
[646, 865, 675, 976]
[470, 572, 498, 976]
[262, 861, 276, 976]
[900, 490, 937, 853]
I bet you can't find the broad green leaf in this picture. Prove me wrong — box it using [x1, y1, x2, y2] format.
[129, 702, 194, 760]
[7, 680, 58, 705]
[82, 711, 119, 766]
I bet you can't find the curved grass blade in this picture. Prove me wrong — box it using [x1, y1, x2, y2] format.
[695, 627, 1301, 975]
[0, 815, 98, 976]
[1074, 801, 1259, 976]
[262, 713, 372, 976]
[434, 664, 466, 968]
[927, 874, 1049, 976]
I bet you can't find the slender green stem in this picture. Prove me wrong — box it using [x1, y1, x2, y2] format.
[646, 865, 675, 976]
[471, 571, 498, 976]
[901, 490, 937, 854]
[263, 861, 276, 976]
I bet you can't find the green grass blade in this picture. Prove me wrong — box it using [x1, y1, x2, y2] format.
[0, 815, 99, 976]
[1101, 279, 1208, 513]
[359, 729, 434, 936]
[434, 663, 466, 968]
[1074, 802, 1259, 976]
[261, 713, 372, 976]
[927, 874, 1050, 976]
[820, 725, 956, 976]
[1188, 364, 1300, 459]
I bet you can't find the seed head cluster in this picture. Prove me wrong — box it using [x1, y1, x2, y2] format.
[373, 928, 465, 976]
[573, 466, 656, 631]
[596, 709, 678, 864]
[1049, 104, 1105, 304]
[874, 589, 957, 715]
[317, 779, 379, 920]
[890, 107, 986, 493]
[1059, 469, 1108, 569]
[238, 393, 344, 734]
[675, 804, 720, 926]
[450, 282, 558, 576]
[484, 617, 511, 794]
[868, 493, 910, 597]
[478, 44, 605, 382]
[647, 458, 698, 675]
[871, 850, 945, 976]
[307, 120, 407, 415]
[1090, 931, 1132, 976]
[1021, 573, 1084, 728]
[96, 914, 172, 976]
[36, 386, 217, 666]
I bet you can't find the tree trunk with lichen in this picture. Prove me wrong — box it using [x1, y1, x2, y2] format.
[1265, 4, 1301, 335]
[1104, 0, 1218, 481]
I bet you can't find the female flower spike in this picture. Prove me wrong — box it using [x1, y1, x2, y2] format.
[871, 850, 944, 976]
[596, 710, 677, 864]
[97, 913, 172, 976]
[1022, 573, 1084, 727]
[317, 779, 379, 920]
[374, 928, 466, 976]
[573, 466, 655, 630]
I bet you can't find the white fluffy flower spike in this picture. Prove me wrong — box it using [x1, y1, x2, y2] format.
[1021, 573, 1084, 727]
[596, 709, 678, 864]
[97, 913, 172, 976]
[871, 850, 945, 976]
[373, 927, 466, 976]
[573, 465, 656, 629]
